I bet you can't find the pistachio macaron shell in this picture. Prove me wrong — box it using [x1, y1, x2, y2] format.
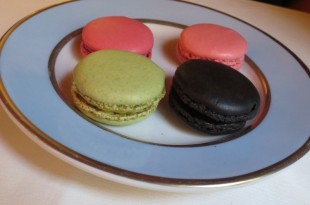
[73, 50, 165, 106]
[72, 50, 166, 125]
[71, 89, 156, 126]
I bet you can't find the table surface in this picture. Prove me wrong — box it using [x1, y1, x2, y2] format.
[0, 0, 309, 204]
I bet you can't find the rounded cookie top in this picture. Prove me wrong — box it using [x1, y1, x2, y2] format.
[81, 16, 153, 55]
[173, 60, 260, 118]
[73, 50, 165, 106]
[178, 24, 247, 60]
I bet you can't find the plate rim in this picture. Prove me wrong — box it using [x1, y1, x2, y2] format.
[0, 0, 309, 190]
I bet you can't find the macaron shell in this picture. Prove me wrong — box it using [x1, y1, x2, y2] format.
[81, 111, 152, 126]
[173, 60, 260, 119]
[81, 16, 153, 56]
[176, 43, 244, 70]
[177, 24, 247, 69]
[73, 50, 165, 107]
[72, 87, 157, 126]
[80, 42, 93, 56]
[169, 88, 246, 135]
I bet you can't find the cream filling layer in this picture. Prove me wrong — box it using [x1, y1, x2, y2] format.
[71, 84, 165, 122]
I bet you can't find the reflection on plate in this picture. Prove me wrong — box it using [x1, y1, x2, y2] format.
[0, 0, 309, 192]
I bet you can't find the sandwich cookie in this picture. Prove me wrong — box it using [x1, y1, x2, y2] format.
[177, 24, 248, 70]
[80, 16, 154, 57]
[72, 50, 166, 125]
[169, 59, 260, 135]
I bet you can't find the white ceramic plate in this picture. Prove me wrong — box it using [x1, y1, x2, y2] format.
[0, 0, 309, 192]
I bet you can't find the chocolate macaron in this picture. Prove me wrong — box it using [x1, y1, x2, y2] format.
[169, 60, 260, 135]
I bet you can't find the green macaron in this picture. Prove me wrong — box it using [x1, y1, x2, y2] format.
[71, 50, 166, 125]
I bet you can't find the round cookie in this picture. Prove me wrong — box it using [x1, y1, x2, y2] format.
[169, 59, 260, 135]
[80, 16, 154, 57]
[176, 24, 247, 70]
[72, 50, 166, 125]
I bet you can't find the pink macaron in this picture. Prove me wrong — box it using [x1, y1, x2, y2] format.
[176, 24, 248, 70]
[80, 16, 154, 57]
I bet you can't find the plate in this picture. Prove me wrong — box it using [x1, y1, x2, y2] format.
[0, 0, 309, 192]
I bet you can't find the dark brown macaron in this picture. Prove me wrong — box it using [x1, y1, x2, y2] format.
[169, 59, 260, 135]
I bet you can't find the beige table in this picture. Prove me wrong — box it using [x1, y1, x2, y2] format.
[1, 0, 309, 204]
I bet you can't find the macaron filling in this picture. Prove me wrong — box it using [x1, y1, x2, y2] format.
[169, 89, 246, 134]
[80, 42, 95, 56]
[72, 83, 165, 123]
